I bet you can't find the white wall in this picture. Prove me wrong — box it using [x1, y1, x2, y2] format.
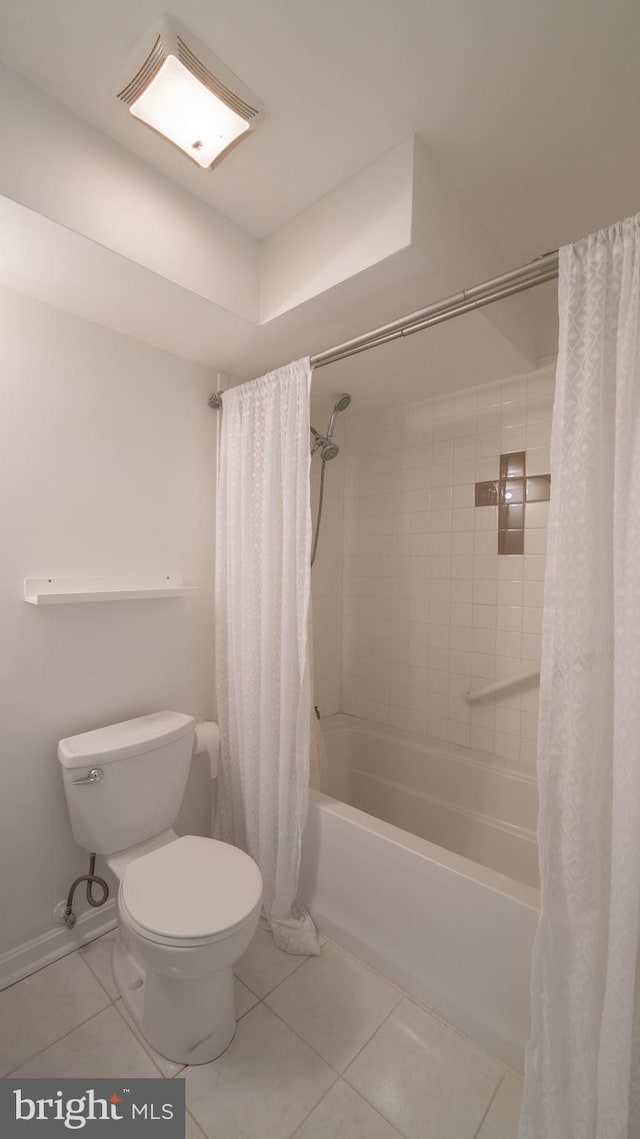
[0, 286, 217, 959]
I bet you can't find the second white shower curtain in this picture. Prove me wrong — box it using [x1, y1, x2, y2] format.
[520, 215, 640, 1137]
[215, 357, 320, 955]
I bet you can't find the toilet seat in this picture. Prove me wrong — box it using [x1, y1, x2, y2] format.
[120, 834, 262, 948]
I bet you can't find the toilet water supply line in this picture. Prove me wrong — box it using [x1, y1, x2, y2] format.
[62, 854, 109, 928]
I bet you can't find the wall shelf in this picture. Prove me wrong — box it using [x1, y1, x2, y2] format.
[24, 574, 197, 605]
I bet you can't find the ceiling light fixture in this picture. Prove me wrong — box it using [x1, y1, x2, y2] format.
[116, 18, 264, 169]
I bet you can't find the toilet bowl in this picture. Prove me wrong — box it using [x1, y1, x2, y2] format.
[58, 712, 262, 1065]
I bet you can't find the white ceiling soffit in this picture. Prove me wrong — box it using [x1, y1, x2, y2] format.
[0, 191, 538, 411]
[0, 189, 540, 412]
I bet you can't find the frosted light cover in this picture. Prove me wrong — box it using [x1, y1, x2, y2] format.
[130, 54, 250, 167]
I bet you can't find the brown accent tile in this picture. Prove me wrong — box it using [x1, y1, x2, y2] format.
[499, 504, 524, 530]
[500, 451, 526, 479]
[500, 477, 525, 504]
[499, 528, 525, 555]
[477, 451, 550, 556]
[526, 474, 551, 502]
[475, 480, 499, 506]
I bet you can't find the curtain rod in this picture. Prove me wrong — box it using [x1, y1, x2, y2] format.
[208, 249, 559, 405]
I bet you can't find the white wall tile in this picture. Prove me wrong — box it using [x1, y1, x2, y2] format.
[525, 529, 547, 555]
[524, 556, 547, 581]
[472, 653, 496, 680]
[453, 483, 475, 507]
[472, 628, 496, 654]
[523, 581, 545, 608]
[496, 631, 522, 658]
[527, 419, 552, 449]
[501, 425, 526, 451]
[522, 607, 543, 634]
[474, 531, 498, 556]
[497, 580, 523, 606]
[495, 707, 521, 736]
[526, 502, 550, 528]
[498, 556, 524, 581]
[476, 456, 500, 481]
[331, 365, 553, 771]
[473, 580, 497, 605]
[526, 447, 551, 476]
[501, 400, 526, 428]
[497, 606, 523, 632]
[451, 580, 473, 603]
[448, 626, 470, 650]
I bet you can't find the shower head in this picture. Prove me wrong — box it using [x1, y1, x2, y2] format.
[321, 441, 340, 461]
[310, 427, 339, 460]
[326, 392, 351, 440]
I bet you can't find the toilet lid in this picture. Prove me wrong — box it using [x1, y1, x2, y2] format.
[121, 836, 262, 941]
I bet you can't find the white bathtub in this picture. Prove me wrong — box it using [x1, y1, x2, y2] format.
[299, 714, 539, 1069]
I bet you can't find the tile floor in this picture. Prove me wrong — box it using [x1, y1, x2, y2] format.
[0, 926, 523, 1139]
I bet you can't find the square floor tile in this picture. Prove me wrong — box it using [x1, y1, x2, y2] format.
[266, 941, 400, 1071]
[11, 1005, 161, 1078]
[477, 1072, 523, 1138]
[0, 952, 111, 1075]
[80, 928, 118, 999]
[186, 1002, 335, 1139]
[234, 926, 309, 998]
[345, 998, 504, 1139]
[293, 1079, 402, 1138]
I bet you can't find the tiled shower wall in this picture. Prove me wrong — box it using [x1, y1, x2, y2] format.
[312, 363, 555, 774]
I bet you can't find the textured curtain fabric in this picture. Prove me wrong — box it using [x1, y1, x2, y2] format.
[215, 358, 320, 955]
[520, 215, 640, 1138]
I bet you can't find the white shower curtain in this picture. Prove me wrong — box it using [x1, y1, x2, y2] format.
[520, 215, 640, 1138]
[215, 357, 320, 955]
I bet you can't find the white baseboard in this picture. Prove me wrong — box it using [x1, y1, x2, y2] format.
[0, 902, 117, 991]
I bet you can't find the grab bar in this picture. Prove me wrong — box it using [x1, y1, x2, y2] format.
[464, 669, 540, 704]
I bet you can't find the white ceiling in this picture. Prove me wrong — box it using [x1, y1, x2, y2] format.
[0, 0, 638, 254]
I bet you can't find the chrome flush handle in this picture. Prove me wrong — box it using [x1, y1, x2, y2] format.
[71, 768, 104, 786]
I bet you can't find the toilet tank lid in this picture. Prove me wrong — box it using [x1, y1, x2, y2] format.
[58, 711, 195, 769]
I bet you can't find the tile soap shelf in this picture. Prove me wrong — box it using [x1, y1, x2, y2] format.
[24, 574, 196, 605]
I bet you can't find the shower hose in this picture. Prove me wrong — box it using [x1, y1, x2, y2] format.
[311, 456, 327, 568]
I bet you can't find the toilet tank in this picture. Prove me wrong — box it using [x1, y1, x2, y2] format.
[58, 711, 195, 855]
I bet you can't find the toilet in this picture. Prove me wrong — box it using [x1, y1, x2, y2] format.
[57, 711, 262, 1065]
